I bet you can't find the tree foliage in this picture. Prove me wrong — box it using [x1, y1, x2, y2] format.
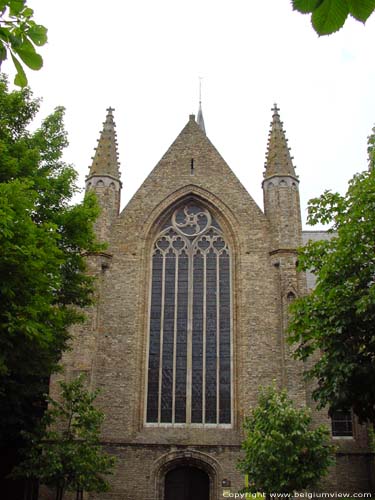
[0, 0, 47, 86]
[13, 376, 115, 499]
[0, 75, 100, 447]
[238, 386, 335, 497]
[368, 125, 375, 170]
[288, 127, 375, 424]
[292, 0, 375, 35]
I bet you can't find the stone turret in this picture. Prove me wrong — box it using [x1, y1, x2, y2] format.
[263, 104, 302, 251]
[51, 109, 122, 393]
[263, 104, 306, 402]
[86, 107, 122, 241]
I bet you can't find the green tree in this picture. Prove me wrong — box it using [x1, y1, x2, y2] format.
[0, 74, 100, 449]
[0, 0, 47, 86]
[238, 386, 335, 498]
[368, 125, 375, 170]
[288, 127, 375, 425]
[14, 375, 115, 500]
[292, 0, 375, 35]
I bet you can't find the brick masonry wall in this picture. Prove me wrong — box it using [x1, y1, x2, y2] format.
[50, 116, 373, 499]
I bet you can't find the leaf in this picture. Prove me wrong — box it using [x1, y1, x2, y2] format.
[312, 0, 350, 34]
[8, 0, 26, 16]
[22, 6, 33, 18]
[13, 36, 42, 70]
[0, 40, 6, 62]
[15, 44, 43, 70]
[347, 0, 375, 21]
[292, 0, 322, 13]
[9, 32, 23, 49]
[0, 26, 10, 43]
[27, 24, 47, 46]
[11, 51, 27, 86]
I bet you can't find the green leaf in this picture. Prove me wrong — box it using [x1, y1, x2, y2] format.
[11, 51, 27, 86]
[0, 40, 6, 62]
[347, 0, 375, 21]
[16, 34, 35, 52]
[13, 37, 43, 70]
[15, 46, 42, 70]
[22, 6, 33, 18]
[292, 0, 322, 13]
[312, 0, 350, 34]
[26, 24, 47, 46]
[8, 0, 26, 16]
[9, 32, 23, 49]
[0, 26, 10, 43]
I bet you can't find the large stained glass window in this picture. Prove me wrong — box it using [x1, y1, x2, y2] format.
[146, 202, 232, 425]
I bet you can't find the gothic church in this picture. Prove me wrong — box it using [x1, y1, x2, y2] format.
[51, 105, 373, 499]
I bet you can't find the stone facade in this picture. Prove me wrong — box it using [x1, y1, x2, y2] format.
[50, 107, 373, 499]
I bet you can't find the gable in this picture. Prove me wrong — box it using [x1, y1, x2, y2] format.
[115, 115, 268, 254]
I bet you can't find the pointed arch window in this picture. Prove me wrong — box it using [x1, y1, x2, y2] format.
[146, 201, 232, 425]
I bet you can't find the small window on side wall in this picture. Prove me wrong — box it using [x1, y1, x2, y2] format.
[331, 410, 353, 437]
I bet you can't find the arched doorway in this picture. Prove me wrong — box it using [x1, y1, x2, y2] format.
[165, 466, 209, 500]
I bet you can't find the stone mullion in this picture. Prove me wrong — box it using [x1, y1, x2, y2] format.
[229, 248, 234, 425]
[157, 254, 166, 423]
[216, 251, 220, 424]
[202, 252, 207, 424]
[186, 245, 193, 424]
[172, 253, 179, 424]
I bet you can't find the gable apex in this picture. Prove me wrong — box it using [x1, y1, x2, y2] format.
[120, 114, 266, 229]
[149, 114, 236, 180]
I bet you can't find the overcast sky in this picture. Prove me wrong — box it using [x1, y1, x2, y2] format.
[5, 0, 375, 227]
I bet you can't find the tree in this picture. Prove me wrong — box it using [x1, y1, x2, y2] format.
[288, 127, 375, 425]
[0, 1, 47, 86]
[0, 74, 100, 450]
[13, 375, 115, 500]
[238, 386, 335, 498]
[292, 0, 375, 35]
[368, 124, 375, 170]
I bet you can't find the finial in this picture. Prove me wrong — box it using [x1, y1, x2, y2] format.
[199, 76, 203, 105]
[264, 104, 297, 179]
[86, 107, 121, 182]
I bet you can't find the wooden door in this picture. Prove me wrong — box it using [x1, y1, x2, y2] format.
[165, 466, 209, 500]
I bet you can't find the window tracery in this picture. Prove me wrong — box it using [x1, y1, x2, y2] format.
[146, 202, 232, 425]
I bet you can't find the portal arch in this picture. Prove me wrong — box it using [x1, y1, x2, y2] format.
[152, 449, 221, 500]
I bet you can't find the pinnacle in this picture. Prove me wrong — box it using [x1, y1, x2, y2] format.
[197, 101, 206, 134]
[264, 104, 297, 179]
[87, 108, 121, 180]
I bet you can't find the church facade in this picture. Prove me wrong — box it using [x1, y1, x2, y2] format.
[51, 106, 373, 499]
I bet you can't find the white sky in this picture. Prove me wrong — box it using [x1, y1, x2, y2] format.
[5, 0, 375, 227]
